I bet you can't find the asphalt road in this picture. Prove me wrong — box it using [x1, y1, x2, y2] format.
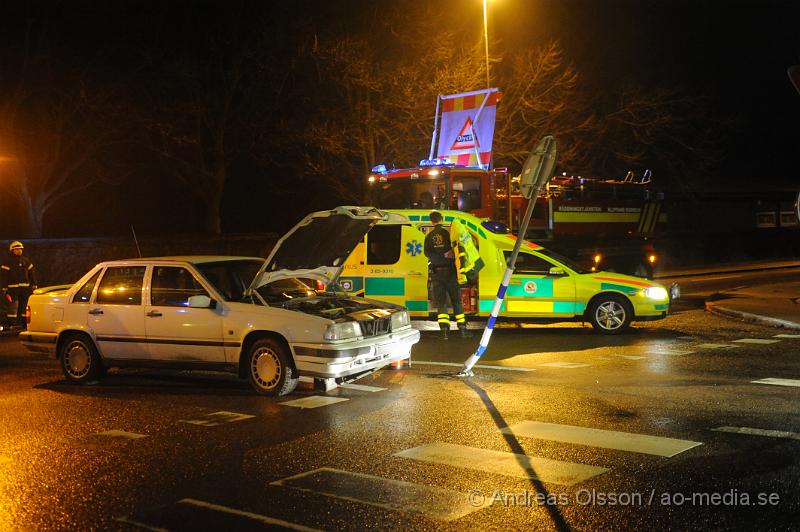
[1, 271, 799, 531]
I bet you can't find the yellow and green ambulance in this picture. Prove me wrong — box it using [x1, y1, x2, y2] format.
[339, 209, 672, 334]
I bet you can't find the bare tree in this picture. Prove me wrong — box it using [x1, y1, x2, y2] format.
[0, 15, 128, 238]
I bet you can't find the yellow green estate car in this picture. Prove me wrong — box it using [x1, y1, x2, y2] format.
[339, 209, 673, 334]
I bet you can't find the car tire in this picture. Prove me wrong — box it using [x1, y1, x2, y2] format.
[247, 338, 298, 396]
[59, 333, 103, 383]
[588, 294, 632, 334]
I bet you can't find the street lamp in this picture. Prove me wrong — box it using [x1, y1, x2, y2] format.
[483, 0, 491, 88]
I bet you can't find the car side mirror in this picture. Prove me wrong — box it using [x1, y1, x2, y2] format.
[548, 267, 566, 276]
[188, 295, 215, 309]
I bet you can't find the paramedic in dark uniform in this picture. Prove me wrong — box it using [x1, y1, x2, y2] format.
[1, 241, 37, 328]
[424, 211, 469, 339]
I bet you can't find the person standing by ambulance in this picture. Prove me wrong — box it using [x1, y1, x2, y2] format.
[1, 241, 37, 328]
[424, 211, 470, 340]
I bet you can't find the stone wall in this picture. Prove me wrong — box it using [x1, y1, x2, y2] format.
[0, 234, 279, 287]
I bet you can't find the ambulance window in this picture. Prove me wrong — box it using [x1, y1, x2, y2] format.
[367, 225, 401, 264]
[504, 251, 553, 274]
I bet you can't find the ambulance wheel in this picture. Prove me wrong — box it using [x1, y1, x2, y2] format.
[247, 338, 298, 396]
[59, 333, 103, 383]
[588, 294, 632, 334]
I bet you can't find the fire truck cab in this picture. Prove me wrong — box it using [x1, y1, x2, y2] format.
[367, 161, 665, 276]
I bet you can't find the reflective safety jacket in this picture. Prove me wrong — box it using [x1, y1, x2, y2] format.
[1, 254, 37, 290]
[450, 219, 484, 285]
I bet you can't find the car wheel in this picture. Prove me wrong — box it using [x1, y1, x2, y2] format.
[59, 334, 103, 383]
[588, 294, 632, 334]
[247, 338, 298, 396]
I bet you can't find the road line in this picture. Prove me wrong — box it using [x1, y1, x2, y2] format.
[654, 349, 695, 356]
[280, 396, 350, 409]
[178, 499, 321, 531]
[180, 411, 256, 427]
[774, 334, 800, 338]
[711, 426, 800, 440]
[539, 362, 591, 368]
[271, 467, 489, 521]
[394, 442, 609, 486]
[696, 343, 740, 349]
[751, 378, 800, 388]
[93, 430, 148, 440]
[733, 338, 781, 345]
[113, 517, 169, 532]
[614, 355, 646, 360]
[339, 383, 386, 392]
[412, 361, 536, 372]
[502, 421, 702, 458]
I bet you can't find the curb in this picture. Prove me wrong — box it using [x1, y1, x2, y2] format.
[656, 262, 800, 281]
[705, 301, 800, 331]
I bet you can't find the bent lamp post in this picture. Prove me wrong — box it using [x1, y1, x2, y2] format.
[457, 135, 558, 377]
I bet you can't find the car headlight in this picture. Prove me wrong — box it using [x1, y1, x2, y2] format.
[641, 286, 669, 300]
[390, 310, 410, 331]
[324, 321, 362, 340]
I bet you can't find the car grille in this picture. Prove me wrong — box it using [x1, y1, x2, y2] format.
[359, 317, 390, 337]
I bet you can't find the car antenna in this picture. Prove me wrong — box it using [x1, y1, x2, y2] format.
[130, 225, 142, 258]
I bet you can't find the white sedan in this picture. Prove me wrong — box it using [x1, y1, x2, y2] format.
[20, 207, 420, 395]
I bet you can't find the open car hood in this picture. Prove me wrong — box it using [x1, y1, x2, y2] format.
[246, 206, 386, 293]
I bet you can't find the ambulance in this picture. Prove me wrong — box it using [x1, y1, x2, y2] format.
[339, 209, 673, 334]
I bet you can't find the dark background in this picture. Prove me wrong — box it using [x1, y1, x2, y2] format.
[0, 0, 798, 238]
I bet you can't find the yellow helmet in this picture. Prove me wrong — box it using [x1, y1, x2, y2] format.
[9, 241, 23, 251]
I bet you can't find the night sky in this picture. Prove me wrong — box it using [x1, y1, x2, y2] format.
[1, 0, 798, 238]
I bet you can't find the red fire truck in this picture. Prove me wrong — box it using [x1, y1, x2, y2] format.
[367, 161, 665, 277]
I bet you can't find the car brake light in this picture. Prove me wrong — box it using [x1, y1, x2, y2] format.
[26, 305, 31, 324]
[316, 280, 325, 291]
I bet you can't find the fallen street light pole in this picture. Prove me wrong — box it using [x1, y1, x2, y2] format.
[457, 135, 558, 377]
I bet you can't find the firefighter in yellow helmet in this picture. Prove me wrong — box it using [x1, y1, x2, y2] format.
[424, 211, 471, 340]
[1, 241, 37, 328]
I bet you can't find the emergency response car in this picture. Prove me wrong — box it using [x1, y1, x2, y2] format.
[340, 209, 674, 334]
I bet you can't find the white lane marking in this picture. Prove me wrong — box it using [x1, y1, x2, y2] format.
[712, 426, 800, 441]
[394, 442, 608, 486]
[180, 411, 255, 427]
[539, 362, 591, 369]
[93, 430, 148, 440]
[502, 421, 703, 458]
[774, 334, 800, 338]
[339, 383, 387, 392]
[280, 396, 350, 409]
[271, 467, 489, 521]
[412, 361, 536, 372]
[696, 343, 740, 349]
[751, 378, 800, 388]
[178, 499, 322, 531]
[113, 517, 169, 532]
[614, 355, 646, 360]
[733, 338, 781, 345]
[653, 349, 695, 356]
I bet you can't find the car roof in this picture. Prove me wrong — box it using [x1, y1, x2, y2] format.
[97, 256, 263, 266]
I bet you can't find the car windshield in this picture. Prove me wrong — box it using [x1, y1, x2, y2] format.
[536, 248, 591, 274]
[255, 278, 317, 305]
[195, 259, 262, 301]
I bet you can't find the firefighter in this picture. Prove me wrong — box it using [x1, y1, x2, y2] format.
[424, 211, 470, 340]
[1, 241, 37, 328]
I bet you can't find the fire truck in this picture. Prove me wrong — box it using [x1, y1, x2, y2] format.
[366, 161, 665, 277]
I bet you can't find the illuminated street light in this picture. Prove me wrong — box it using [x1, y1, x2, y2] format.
[482, 0, 491, 89]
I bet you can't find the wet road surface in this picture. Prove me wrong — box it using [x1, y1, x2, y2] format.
[1, 297, 799, 530]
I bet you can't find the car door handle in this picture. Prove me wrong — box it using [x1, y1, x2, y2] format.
[147, 310, 163, 318]
[408, 271, 423, 276]
[88, 309, 104, 315]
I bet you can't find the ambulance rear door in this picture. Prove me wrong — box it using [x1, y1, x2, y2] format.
[363, 224, 430, 315]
